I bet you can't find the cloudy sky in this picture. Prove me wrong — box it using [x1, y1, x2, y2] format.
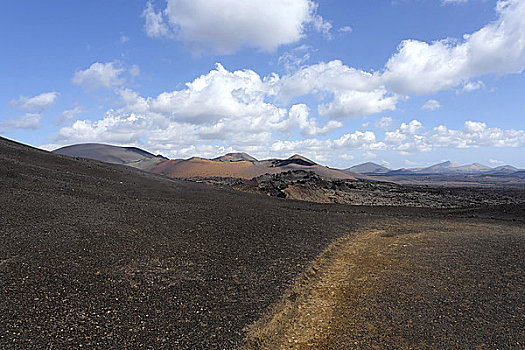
[1, 0, 524, 168]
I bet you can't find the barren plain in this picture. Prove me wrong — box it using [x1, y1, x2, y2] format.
[1, 137, 524, 349]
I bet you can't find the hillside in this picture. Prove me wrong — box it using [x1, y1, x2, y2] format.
[53, 143, 166, 164]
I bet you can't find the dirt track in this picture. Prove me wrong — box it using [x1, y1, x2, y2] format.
[243, 220, 525, 349]
[1, 137, 524, 349]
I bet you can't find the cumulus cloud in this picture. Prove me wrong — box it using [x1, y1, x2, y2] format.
[3, 91, 59, 133]
[429, 121, 525, 148]
[382, 121, 525, 155]
[50, 1, 525, 162]
[72, 62, 125, 90]
[384, 130, 407, 145]
[320, 89, 398, 118]
[400, 120, 423, 134]
[55, 64, 340, 157]
[143, 0, 331, 53]
[334, 131, 386, 151]
[274, 60, 397, 118]
[422, 99, 441, 111]
[278, 104, 342, 136]
[10, 92, 59, 112]
[52, 60, 525, 162]
[268, 130, 385, 161]
[382, 120, 525, 155]
[0, 113, 42, 132]
[383, 0, 525, 95]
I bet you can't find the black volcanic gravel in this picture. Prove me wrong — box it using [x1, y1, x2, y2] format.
[1, 137, 524, 349]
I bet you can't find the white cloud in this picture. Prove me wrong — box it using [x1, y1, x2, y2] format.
[333, 130, 386, 150]
[395, 134, 433, 153]
[400, 120, 423, 134]
[461, 80, 485, 92]
[10, 92, 59, 112]
[0, 113, 42, 132]
[429, 121, 525, 148]
[144, 0, 331, 53]
[422, 99, 441, 111]
[277, 60, 382, 101]
[142, 2, 172, 38]
[383, 0, 525, 95]
[463, 120, 486, 133]
[338, 26, 353, 33]
[319, 89, 398, 118]
[53, 0, 525, 162]
[72, 62, 125, 90]
[275, 60, 397, 118]
[55, 64, 340, 156]
[384, 130, 407, 145]
[278, 104, 343, 136]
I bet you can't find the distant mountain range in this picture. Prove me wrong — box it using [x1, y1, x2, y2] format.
[52, 145, 356, 180]
[348, 161, 522, 176]
[52, 143, 524, 184]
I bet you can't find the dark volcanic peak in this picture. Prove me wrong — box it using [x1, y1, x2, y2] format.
[347, 162, 391, 174]
[288, 154, 315, 163]
[53, 143, 166, 164]
[213, 152, 258, 163]
[490, 165, 519, 173]
[280, 154, 317, 167]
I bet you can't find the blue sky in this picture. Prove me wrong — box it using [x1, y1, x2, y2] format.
[1, 0, 524, 168]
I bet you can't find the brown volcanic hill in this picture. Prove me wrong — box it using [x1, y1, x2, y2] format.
[151, 157, 268, 179]
[150, 155, 356, 180]
[213, 152, 258, 162]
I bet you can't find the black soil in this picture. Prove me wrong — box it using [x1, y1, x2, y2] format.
[1, 136, 524, 349]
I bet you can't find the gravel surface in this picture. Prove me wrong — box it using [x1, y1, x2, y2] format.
[1, 137, 524, 349]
